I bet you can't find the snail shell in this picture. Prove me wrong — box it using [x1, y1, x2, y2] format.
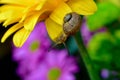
[63, 12, 82, 36]
[54, 12, 81, 44]
[48, 12, 81, 51]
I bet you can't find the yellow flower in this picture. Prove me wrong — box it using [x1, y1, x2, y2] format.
[0, 0, 97, 47]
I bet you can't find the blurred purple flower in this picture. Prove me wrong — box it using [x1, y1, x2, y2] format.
[81, 20, 94, 45]
[101, 69, 109, 79]
[24, 50, 79, 80]
[101, 69, 119, 80]
[12, 22, 51, 77]
[12, 22, 79, 80]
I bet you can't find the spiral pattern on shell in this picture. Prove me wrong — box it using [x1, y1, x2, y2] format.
[63, 12, 82, 36]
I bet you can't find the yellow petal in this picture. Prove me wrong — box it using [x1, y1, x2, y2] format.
[1, 23, 23, 43]
[45, 18, 63, 42]
[37, 10, 51, 22]
[0, 5, 24, 26]
[42, 0, 63, 10]
[3, 16, 21, 27]
[13, 28, 31, 47]
[67, 0, 97, 15]
[35, 0, 47, 10]
[0, 11, 11, 23]
[50, 2, 72, 25]
[24, 12, 41, 31]
[0, 0, 39, 6]
[19, 0, 47, 22]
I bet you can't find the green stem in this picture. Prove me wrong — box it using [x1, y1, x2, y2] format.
[73, 31, 100, 80]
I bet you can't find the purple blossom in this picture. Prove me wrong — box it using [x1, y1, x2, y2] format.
[12, 22, 51, 78]
[81, 20, 94, 45]
[24, 50, 78, 80]
[101, 69, 119, 79]
[12, 22, 79, 80]
[101, 69, 109, 79]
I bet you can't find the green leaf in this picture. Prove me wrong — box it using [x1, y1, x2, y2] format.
[88, 32, 113, 64]
[88, 32, 120, 69]
[87, 2, 120, 31]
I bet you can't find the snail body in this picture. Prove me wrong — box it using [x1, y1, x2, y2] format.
[56, 12, 82, 44]
[48, 12, 82, 51]
[55, 32, 68, 44]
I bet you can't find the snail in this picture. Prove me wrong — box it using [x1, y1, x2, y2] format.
[48, 12, 82, 51]
[63, 12, 82, 36]
[56, 12, 82, 44]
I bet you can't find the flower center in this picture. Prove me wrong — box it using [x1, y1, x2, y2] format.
[29, 40, 40, 52]
[48, 68, 61, 80]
